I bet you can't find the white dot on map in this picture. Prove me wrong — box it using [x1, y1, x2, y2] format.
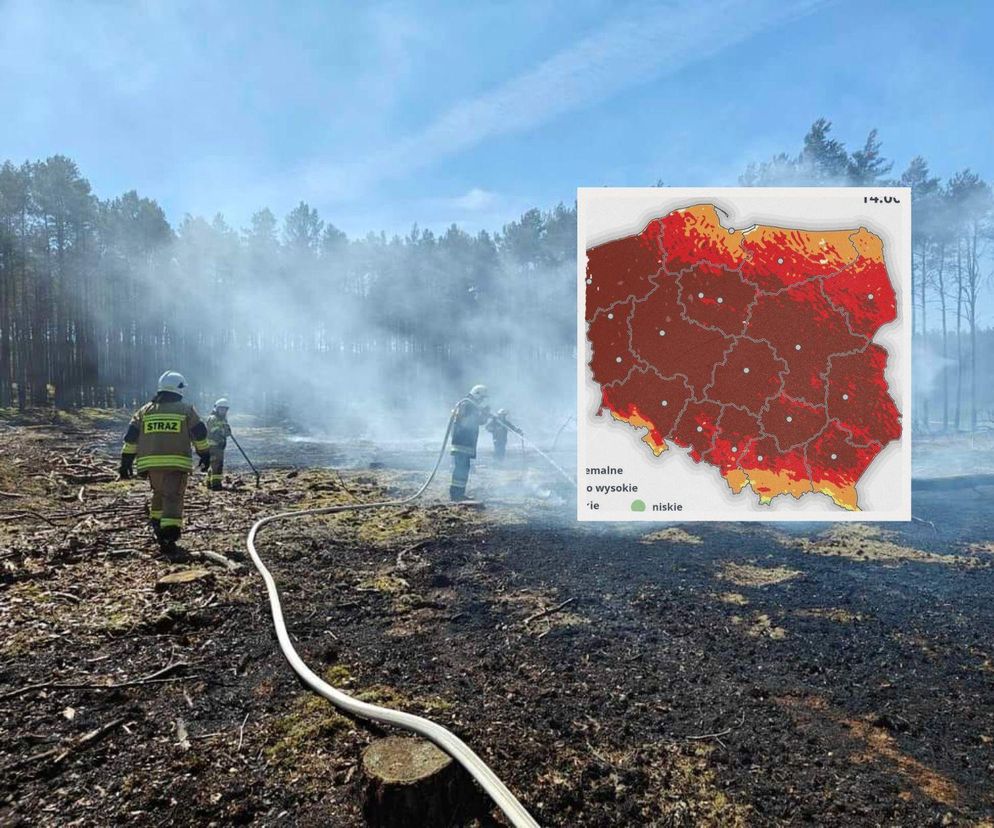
[659, 329, 666, 336]
[795, 344, 802, 351]
[661, 400, 668, 407]
[698, 292, 704, 299]
[842, 393, 849, 401]
[717, 297, 724, 304]
[777, 257, 784, 265]
[728, 228, 735, 234]
[586, 278, 592, 285]
[868, 293, 874, 300]
[831, 453, 838, 460]
[786, 416, 793, 423]
[607, 313, 613, 320]
[731, 446, 737, 453]
[743, 367, 750, 374]
[696, 426, 703, 432]
[757, 455, 764, 461]
[615, 356, 623, 363]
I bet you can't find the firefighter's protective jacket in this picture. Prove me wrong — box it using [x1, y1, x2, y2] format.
[206, 413, 231, 449]
[486, 415, 521, 442]
[451, 398, 490, 458]
[122, 396, 210, 473]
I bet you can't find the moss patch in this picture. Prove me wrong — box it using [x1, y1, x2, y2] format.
[718, 562, 802, 587]
[640, 527, 703, 545]
[794, 524, 986, 568]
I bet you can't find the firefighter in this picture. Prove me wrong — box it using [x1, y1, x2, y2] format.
[486, 408, 522, 461]
[205, 398, 231, 490]
[449, 384, 491, 501]
[118, 371, 211, 560]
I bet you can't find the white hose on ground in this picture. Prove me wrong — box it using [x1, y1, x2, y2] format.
[245, 410, 540, 828]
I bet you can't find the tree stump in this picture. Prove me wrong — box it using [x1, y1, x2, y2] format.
[361, 736, 485, 827]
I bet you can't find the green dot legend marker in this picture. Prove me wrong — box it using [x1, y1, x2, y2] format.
[630, 499, 646, 512]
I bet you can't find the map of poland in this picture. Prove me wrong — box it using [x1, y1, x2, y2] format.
[578, 188, 911, 522]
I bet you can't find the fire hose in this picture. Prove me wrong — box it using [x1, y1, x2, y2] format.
[518, 432, 575, 487]
[246, 405, 541, 828]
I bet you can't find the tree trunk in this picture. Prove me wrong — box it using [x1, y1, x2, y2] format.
[920, 240, 929, 431]
[937, 242, 948, 432]
[361, 736, 485, 828]
[955, 242, 963, 431]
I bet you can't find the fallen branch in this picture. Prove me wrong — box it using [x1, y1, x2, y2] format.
[524, 597, 575, 626]
[3, 717, 126, 773]
[0, 490, 26, 499]
[237, 712, 250, 751]
[188, 549, 242, 571]
[395, 539, 431, 570]
[686, 711, 747, 742]
[0, 661, 192, 701]
[0, 510, 57, 526]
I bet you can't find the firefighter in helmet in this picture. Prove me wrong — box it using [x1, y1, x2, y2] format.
[486, 407, 522, 462]
[205, 398, 231, 490]
[118, 371, 211, 560]
[449, 384, 491, 501]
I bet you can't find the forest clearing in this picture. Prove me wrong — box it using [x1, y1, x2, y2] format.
[2, 413, 993, 826]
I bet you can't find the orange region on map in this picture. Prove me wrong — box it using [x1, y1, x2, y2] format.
[585, 203, 902, 511]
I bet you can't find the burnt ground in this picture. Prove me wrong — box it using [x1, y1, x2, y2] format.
[2, 415, 994, 827]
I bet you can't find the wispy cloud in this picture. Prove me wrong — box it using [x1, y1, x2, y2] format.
[298, 0, 829, 201]
[447, 187, 499, 211]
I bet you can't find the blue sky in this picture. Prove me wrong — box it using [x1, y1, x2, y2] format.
[2, 0, 992, 237]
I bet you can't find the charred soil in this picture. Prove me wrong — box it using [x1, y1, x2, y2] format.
[1, 418, 994, 826]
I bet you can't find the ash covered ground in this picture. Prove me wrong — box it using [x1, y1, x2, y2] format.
[2, 413, 994, 826]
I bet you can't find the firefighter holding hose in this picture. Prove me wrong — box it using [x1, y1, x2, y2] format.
[486, 408, 522, 461]
[118, 371, 212, 561]
[449, 384, 491, 501]
[205, 398, 231, 491]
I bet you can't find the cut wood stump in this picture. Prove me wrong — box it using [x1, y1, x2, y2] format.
[361, 736, 485, 827]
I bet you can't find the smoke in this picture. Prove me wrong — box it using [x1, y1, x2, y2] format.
[912, 340, 956, 400]
[92, 207, 580, 445]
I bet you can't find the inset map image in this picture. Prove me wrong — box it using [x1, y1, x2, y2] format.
[577, 188, 911, 521]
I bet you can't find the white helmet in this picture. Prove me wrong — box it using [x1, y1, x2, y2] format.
[157, 371, 187, 395]
[214, 397, 230, 410]
[469, 384, 488, 401]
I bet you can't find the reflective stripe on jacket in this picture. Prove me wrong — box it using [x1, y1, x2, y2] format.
[123, 398, 209, 472]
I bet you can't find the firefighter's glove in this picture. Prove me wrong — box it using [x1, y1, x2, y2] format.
[118, 454, 134, 480]
[198, 453, 211, 472]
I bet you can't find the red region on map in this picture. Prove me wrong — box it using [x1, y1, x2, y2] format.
[585, 204, 901, 510]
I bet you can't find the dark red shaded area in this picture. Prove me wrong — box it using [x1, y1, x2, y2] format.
[737, 434, 786, 475]
[739, 228, 857, 292]
[760, 394, 827, 450]
[747, 280, 865, 402]
[629, 277, 734, 397]
[585, 223, 664, 317]
[710, 406, 762, 474]
[707, 339, 785, 414]
[805, 420, 883, 489]
[678, 263, 757, 335]
[587, 301, 635, 387]
[602, 369, 692, 444]
[658, 206, 742, 273]
[827, 345, 901, 446]
[670, 399, 723, 462]
[822, 257, 897, 339]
